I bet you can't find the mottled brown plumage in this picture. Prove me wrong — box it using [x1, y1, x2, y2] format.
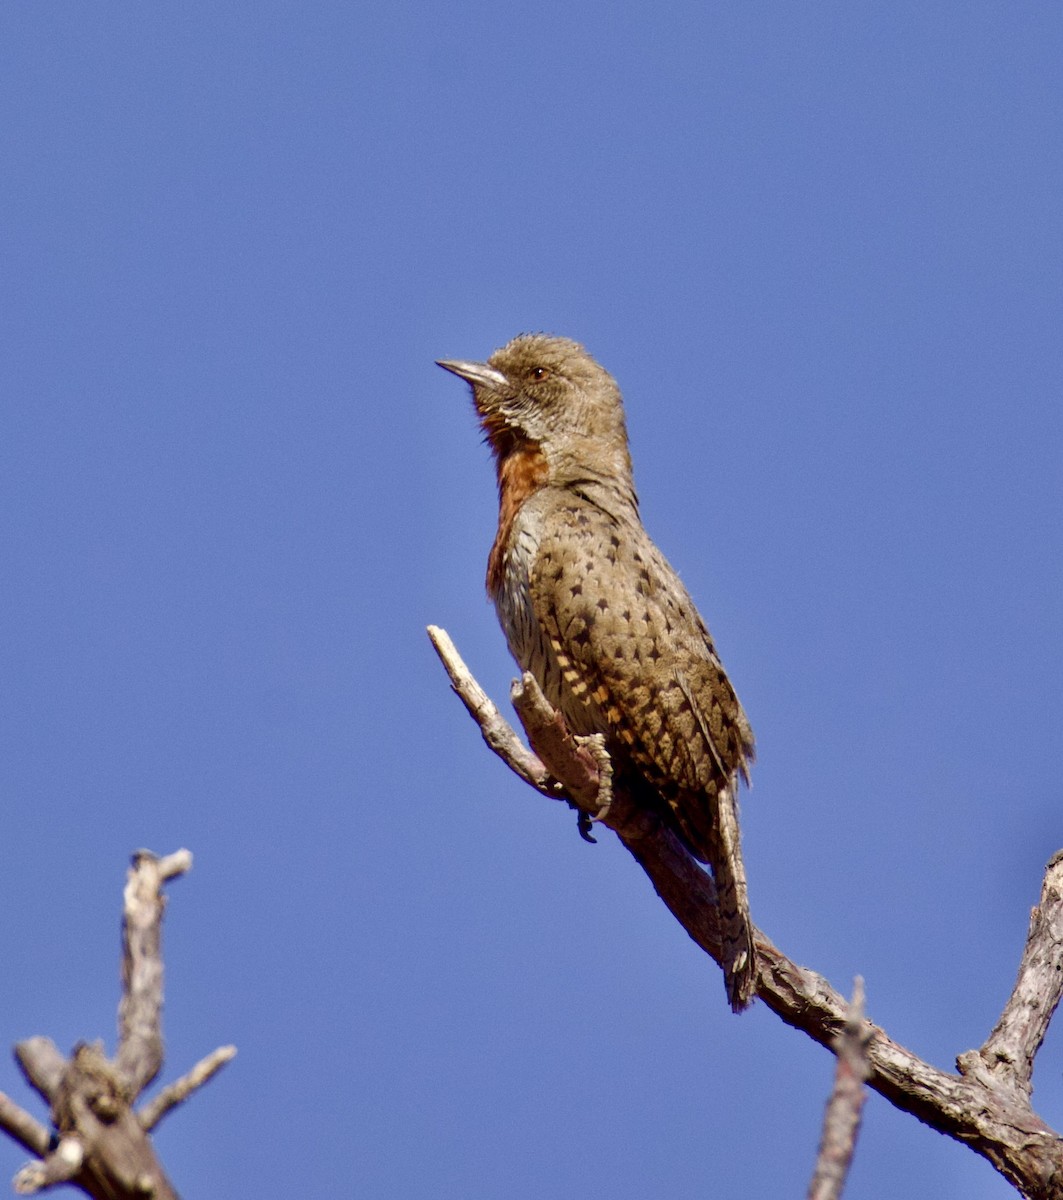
[438, 334, 757, 1010]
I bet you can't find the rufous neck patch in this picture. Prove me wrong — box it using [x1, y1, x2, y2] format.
[487, 442, 549, 596]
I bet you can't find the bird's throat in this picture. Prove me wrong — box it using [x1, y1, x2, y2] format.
[487, 441, 549, 597]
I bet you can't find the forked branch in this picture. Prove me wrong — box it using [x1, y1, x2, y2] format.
[0, 850, 236, 1199]
[428, 624, 1063, 1199]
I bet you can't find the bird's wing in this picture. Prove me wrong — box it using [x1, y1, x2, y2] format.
[531, 497, 758, 1009]
[530, 498, 753, 803]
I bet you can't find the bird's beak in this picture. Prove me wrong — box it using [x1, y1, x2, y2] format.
[436, 359, 508, 390]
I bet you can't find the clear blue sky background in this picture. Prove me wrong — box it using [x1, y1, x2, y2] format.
[1, 3, 1060, 1197]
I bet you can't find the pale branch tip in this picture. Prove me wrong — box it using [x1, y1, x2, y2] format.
[807, 977, 872, 1200]
[157, 848, 194, 881]
[430, 623, 1063, 1200]
[138, 1045, 238, 1132]
[426, 625, 553, 794]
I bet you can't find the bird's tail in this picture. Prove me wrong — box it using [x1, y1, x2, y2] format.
[712, 780, 757, 1012]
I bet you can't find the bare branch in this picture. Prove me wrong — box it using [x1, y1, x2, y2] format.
[510, 672, 606, 806]
[431, 626, 1063, 1200]
[513, 673, 628, 843]
[0, 1094, 50, 1160]
[0, 850, 232, 1200]
[808, 978, 871, 1200]
[155, 849, 193, 882]
[630, 829, 1063, 1199]
[139, 1045, 237, 1131]
[13, 1136, 83, 1194]
[115, 849, 192, 1095]
[427, 626, 556, 795]
[958, 851, 1063, 1097]
[14, 1039, 66, 1107]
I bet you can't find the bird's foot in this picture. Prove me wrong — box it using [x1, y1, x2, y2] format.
[574, 732, 613, 840]
[576, 809, 598, 844]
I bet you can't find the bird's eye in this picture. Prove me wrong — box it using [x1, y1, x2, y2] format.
[530, 366, 546, 381]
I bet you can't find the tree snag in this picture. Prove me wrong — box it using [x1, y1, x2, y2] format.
[0, 850, 235, 1199]
[428, 624, 1063, 1200]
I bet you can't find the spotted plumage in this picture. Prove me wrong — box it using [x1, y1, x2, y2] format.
[438, 334, 757, 1010]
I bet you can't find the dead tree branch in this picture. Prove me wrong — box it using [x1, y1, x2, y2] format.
[139, 1044, 238, 1133]
[808, 977, 872, 1200]
[428, 624, 1063, 1200]
[0, 849, 236, 1199]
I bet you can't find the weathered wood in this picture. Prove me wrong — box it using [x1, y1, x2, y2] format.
[0, 850, 235, 1199]
[430, 624, 1063, 1199]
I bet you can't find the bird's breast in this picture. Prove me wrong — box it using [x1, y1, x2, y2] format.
[490, 496, 603, 739]
[486, 443, 549, 597]
[491, 500, 548, 679]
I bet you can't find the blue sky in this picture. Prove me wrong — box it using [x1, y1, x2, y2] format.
[1, 3, 1060, 1196]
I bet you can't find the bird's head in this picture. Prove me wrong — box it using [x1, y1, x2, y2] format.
[437, 334, 634, 490]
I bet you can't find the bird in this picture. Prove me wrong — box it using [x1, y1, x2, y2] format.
[437, 334, 757, 1010]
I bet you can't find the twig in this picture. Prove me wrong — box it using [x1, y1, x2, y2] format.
[808, 978, 871, 1200]
[0, 1094, 50, 1159]
[427, 626, 554, 795]
[139, 1044, 237, 1131]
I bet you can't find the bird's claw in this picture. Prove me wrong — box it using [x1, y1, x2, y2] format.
[576, 810, 598, 843]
